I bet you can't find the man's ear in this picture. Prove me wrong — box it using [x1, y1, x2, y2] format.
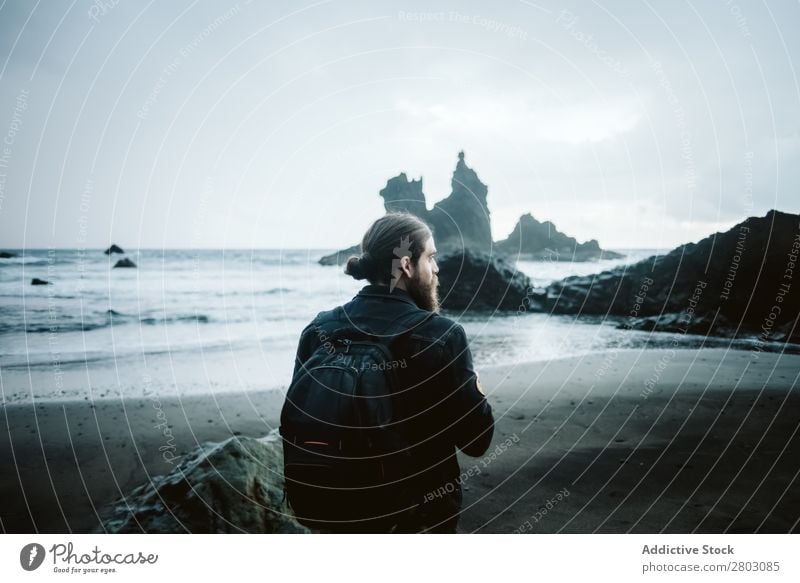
[399, 255, 414, 279]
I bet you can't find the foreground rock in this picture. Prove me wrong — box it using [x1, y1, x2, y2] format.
[438, 250, 535, 312]
[113, 258, 136, 268]
[99, 434, 308, 533]
[496, 213, 624, 262]
[545, 210, 800, 341]
[104, 244, 124, 255]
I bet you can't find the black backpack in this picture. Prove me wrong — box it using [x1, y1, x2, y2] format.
[279, 310, 432, 532]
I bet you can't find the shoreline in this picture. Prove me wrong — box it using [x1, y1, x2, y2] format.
[3, 337, 798, 406]
[1, 348, 798, 533]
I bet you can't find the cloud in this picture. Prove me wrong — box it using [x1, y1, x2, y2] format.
[394, 94, 642, 145]
[529, 102, 641, 144]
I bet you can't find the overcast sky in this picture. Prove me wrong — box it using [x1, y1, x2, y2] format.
[0, 0, 798, 251]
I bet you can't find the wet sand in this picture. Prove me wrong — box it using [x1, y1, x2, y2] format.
[1, 348, 798, 533]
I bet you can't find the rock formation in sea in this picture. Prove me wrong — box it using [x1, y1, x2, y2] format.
[99, 433, 307, 533]
[496, 213, 624, 262]
[317, 153, 622, 312]
[31, 278, 51, 285]
[113, 258, 136, 268]
[319, 152, 616, 269]
[319, 152, 493, 265]
[544, 209, 800, 342]
[437, 250, 533, 311]
[427, 151, 493, 255]
[379, 172, 428, 218]
[317, 243, 361, 267]
[104, 244, 124, 255]
[0, 251, 17, 258]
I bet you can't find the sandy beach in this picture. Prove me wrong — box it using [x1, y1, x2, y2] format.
[1, 348, 798, 534]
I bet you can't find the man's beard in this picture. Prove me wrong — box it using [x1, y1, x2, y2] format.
[407, 273, 440, 313]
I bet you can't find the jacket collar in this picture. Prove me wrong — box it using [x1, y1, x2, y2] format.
[356, 284, 418, 307]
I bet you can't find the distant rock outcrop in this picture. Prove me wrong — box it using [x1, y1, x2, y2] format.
[319, 153, 618, 273]
[319, 152, 493, 266]
[0, 251, 17, 258]
[104, 244, 124, 255]
[379, 173, 428, 218]
[428, 151, 492, 255]
[496, 213, 624, 262]
[99, 434, 307, 533]
[318, 243, 361, 267]
[31, 278, 51, 286]
[545, 210, 800, 341]
[113, 258, 136, 268]
[437, 250, 533, 312]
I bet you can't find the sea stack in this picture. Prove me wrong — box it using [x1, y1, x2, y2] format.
[496, 213, 623, 262]
[427, 151, 493, 255]
[320, 152, 494, 265]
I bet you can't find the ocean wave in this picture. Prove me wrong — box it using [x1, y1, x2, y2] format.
[253, 287, 292, 296]
[140, 314, 211, 325]
[0, 293, 80, 299]
[204, 287, 292, 297]
[0, 254, 83, 266]
[16, 322, 112, 334]
[0, 256, 51, 266]
[0, 338, 249, 370]
[0, 310, 214, 334]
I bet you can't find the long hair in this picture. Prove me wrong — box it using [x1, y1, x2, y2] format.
[345, 212, 432, 285]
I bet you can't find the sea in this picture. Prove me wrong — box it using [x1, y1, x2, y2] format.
[0, 248, 781, 402]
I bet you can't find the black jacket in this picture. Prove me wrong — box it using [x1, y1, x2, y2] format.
[292, 284, 494, 531]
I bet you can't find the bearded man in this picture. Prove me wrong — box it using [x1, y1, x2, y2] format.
[287, 212, 494, 533]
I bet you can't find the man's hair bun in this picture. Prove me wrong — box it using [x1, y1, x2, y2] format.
[345, 255, 367, 280]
